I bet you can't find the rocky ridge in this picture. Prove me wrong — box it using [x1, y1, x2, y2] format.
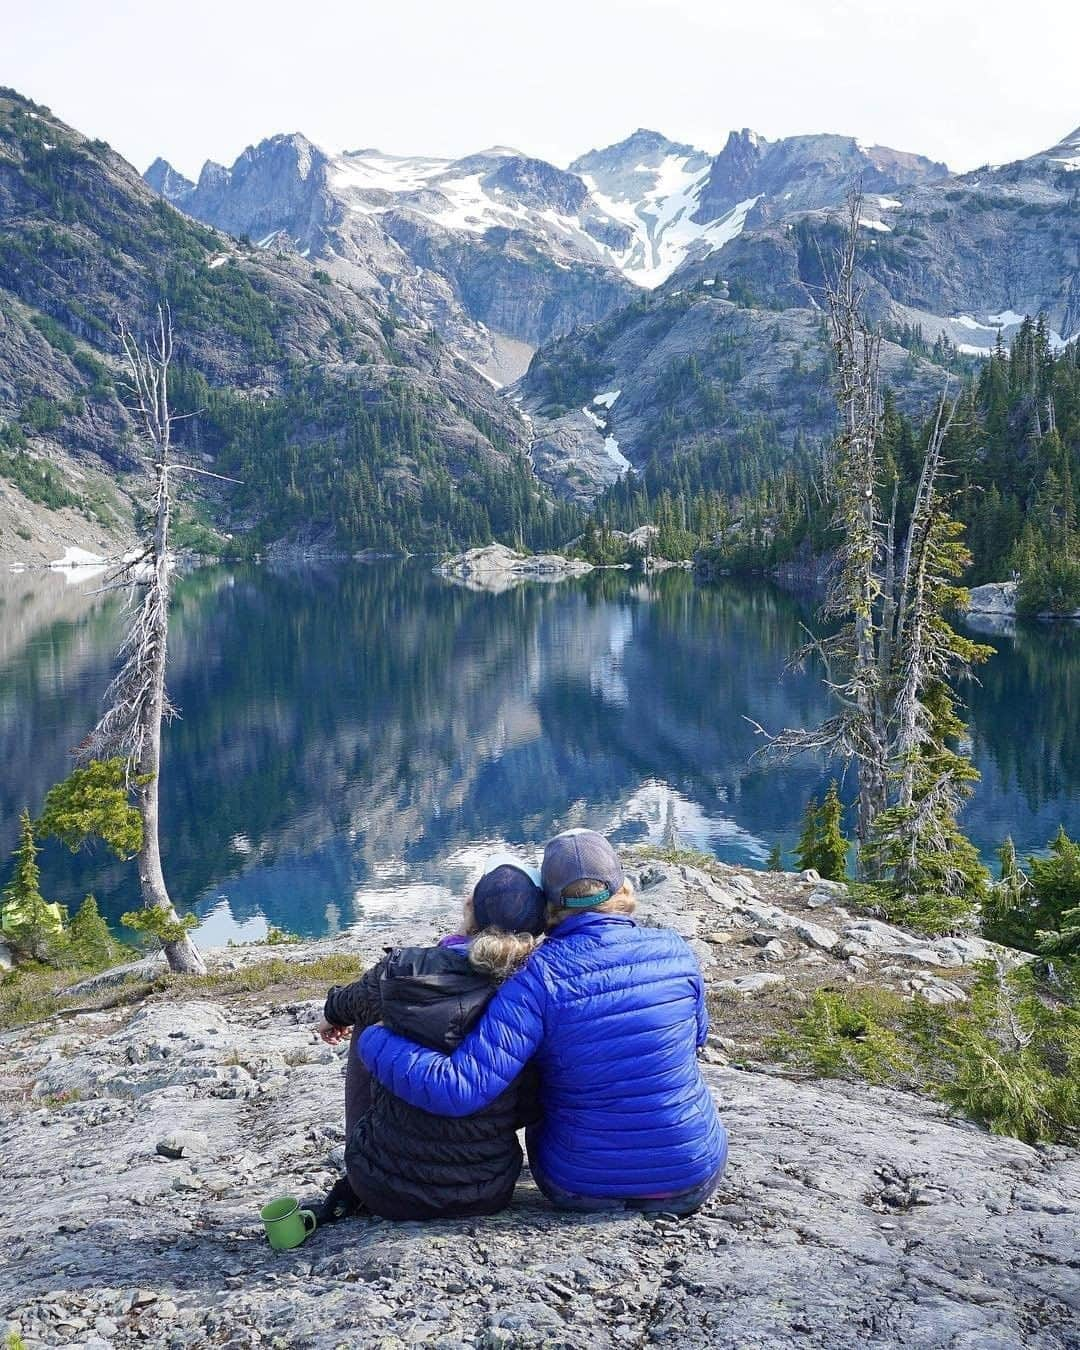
[144, 128, 945, 383]
[671, 126, 1080, 356]
[517, 292, 952, 499]
[517, 121, 1078, 500]
[2, 855, 1077, 1349]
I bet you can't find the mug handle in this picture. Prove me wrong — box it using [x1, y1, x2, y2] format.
[300, 1209, 317, 1234]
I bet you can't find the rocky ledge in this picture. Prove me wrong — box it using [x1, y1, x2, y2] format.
[1, 858, 1078, 1349]
[434, 545, 594, 593]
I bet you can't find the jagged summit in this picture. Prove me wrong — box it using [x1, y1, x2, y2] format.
[143, 156, 193, 202]
[141, 118, 966, 375]
[571, 128, 708, 174]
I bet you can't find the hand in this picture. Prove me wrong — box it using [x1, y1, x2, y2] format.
[317, 1018, 351, 1045]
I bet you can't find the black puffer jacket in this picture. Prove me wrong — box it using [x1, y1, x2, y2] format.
[325, 945, 538, 1220]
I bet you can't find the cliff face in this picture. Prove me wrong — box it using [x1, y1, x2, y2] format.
[1, 855, 1076, 1349]
[673, 128, 1080, 354]
[517, 292, 950, 500]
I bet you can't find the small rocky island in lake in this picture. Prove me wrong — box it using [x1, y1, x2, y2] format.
[434, 543, 594, 591]
[967, 580, 1080, 622]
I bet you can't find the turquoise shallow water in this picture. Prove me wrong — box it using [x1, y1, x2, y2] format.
[1, 561, 1077, 943]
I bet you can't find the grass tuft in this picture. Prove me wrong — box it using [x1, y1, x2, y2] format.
[0, 953, 365, 1031]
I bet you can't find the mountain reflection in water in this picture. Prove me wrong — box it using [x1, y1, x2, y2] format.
[1, 562, 1077, 942]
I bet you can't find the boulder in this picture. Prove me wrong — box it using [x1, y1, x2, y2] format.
[966, 580, 1017, 615]
[716, 972, 786, 995]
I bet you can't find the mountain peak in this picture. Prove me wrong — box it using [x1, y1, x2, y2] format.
[723, 128, 766, 150]
[570, 129, 709, 178]
[196, 159, 230, 192]
[143, 156, 194, 202]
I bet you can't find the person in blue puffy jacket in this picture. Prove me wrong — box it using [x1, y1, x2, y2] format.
[360, 829, 728, 1214]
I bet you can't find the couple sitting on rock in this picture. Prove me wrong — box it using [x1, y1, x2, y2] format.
[315, 829, 728, 1222]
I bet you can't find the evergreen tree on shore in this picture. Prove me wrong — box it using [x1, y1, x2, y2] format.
[795, 782, 849, 881]
[1, 811, 63, 961]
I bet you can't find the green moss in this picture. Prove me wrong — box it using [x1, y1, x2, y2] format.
[0, 952, 366, 1031]
[770, 988, 914, 1083]
[634, 843, 721, 873]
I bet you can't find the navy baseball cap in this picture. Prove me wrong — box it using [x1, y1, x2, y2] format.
[472, 854, 546, 935]
[541, 829, 624, 908]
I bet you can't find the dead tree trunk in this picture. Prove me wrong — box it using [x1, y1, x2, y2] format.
[87, 306, 205, 975]
[824, 192, 889, 848]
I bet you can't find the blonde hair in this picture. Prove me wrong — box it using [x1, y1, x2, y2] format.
[546, 878, 636, 930]
[460, 892, 542, 983]
[468, 930, 542, 982]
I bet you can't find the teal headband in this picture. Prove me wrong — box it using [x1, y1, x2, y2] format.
[560, 887, 612, 909]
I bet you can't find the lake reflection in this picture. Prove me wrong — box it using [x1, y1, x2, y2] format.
[1, 562, 1077, 941]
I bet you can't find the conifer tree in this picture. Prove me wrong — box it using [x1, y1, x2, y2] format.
[2, 810, 63, 962]
[795, 783, 849, 880]
[68, 895, 121, 969]
[816, 782, 850, 881]
[795, 795, 823, 874]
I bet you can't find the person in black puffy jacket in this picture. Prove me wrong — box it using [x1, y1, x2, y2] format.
[315, 855, 546, 1222]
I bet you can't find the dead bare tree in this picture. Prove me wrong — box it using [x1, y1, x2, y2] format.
[749, 193, 991, 895]
[82, 304, 206, 975]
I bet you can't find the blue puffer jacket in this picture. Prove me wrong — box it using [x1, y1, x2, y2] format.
[359, 912, 728, 1199]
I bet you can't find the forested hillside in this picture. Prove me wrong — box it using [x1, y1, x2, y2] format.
[0, 89, 579, 558]
[590, 321, 1080, 614]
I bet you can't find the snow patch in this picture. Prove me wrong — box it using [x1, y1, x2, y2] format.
[603, 435, 632, 473]
[207, 254, 229, 269]
[859, 217, 892, 233]
[987, 310, 1028, 327]
[332, 151, 451, 193]
[1051, 157, 1080, 171]
[49, 546, 106, 569]
[321, 141, 759, 290]
[593, 390, 621, 408]
[255, 232, 277, 248]
[49, 546, 109, 584]
[582, 150, 759, 286]
[877, 196, 902, 209]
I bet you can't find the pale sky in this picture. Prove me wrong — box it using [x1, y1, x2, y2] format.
[6, 0, 1079, 179]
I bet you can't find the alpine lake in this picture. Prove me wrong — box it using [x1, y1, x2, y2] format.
[2, 560, 1077, 945]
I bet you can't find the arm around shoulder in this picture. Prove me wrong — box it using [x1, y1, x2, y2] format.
[360, 960, 548, 1117]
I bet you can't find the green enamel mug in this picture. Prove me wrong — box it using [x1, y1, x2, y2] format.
[260, 1195, 317, 1251]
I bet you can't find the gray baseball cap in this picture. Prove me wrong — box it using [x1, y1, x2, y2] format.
[541, 829, 624, 908]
